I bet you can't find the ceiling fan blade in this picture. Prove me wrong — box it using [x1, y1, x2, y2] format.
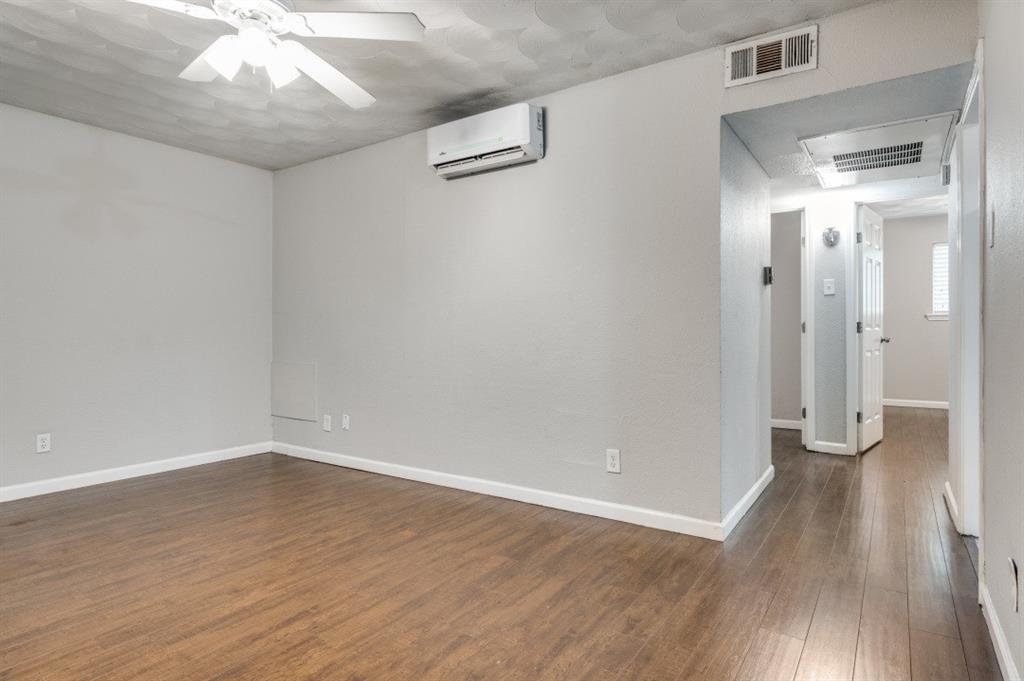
[286, 12, 424, 41]
[124, 0, 218, 21]
[178, 35, 242, 82]
[277, 40, 375, 109]
[178, 50, 219, 82]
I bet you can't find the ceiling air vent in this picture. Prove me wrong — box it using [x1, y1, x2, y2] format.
[800, 113, 958, 188]
[724, 25, 817, 87]
[833, 142, 924, 173]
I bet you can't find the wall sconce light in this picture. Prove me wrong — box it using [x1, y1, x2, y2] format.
[823, 227, 840, 247]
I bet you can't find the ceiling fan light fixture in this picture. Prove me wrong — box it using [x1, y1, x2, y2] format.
[237, 22, 276, 67]
[266, 48, 300, 88]
[204, 34, 243, 80]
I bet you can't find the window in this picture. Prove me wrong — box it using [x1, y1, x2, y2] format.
[930, 242, 949, 319]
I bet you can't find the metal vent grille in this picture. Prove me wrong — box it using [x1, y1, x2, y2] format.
[833, 141, 923, 173]
[725, 25, 817, 87]
[756, 40, 783, 74]
[785, 32, 813, 67]
[731, 47, 753, 80]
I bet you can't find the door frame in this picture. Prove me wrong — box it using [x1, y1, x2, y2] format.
[800, 209, 807, 446]
[945, 42, 985, 539]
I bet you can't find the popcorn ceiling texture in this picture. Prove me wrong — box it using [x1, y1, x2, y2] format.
[0, 0, 872, 169]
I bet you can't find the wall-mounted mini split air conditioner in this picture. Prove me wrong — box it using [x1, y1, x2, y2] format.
[427, 103, 544, 179]
[724, 25, 818, 87]
[800, 112, 958, 188]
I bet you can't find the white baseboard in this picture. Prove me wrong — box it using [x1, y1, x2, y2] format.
[720, 465, 776, 538]
[274, 442, 759, 542]
[943, 480, 963, 533]
[771, 419, 803, 431]
[807, 440, 856, 456]
[0, 442, 273, 502]
[882, 398, 949, 409]
[980, 580, 1022, 681]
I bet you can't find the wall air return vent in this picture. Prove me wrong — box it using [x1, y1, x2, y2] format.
[800, 112, 958, 188]
[724, 25, 817, 87]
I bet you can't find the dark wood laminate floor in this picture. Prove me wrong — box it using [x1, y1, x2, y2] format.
[0, 408, 1003, 680]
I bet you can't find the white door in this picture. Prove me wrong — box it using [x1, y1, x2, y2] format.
[858, 205, 885, 451]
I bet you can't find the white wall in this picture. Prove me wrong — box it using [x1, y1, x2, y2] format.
[771, 211, 803, 423]
[805, 196, 855, 451]
[0, 105, 273, 488]
[883, 215, 949, 404]
[271, 0, 976, 526]
[273, 57, 726, 522]
[720, 122, 771, 514]
[978, 1, 1024, 677]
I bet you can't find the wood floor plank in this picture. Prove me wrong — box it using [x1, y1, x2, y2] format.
[854, 585, 912, 681]
[0, 408, 1002, 681]
[734, 627, 804, 681]
[911, 629, 971, 681]
[793, 557, 870, 681]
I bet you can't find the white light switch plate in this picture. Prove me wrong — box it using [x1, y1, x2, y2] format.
[823, 278, 836, 296]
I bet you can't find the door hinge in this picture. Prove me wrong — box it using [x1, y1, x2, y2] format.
[801, 321, 806, 333]
[763, 266, 774, 286]
[856, 232, 863, 243]
[802, 407, 806, 418]
[801, 236, 806, 247]
[856, 411, 862, 423]
[856, 321, 863, 333]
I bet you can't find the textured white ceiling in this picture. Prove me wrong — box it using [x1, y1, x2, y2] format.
[0, 0, 876, 170]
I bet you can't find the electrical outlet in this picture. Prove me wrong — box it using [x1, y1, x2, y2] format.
[36, 433, 51, 453]
[341, 414, 350, 431]
[606, 448, 621, 474]
[322, 414, 332, 432]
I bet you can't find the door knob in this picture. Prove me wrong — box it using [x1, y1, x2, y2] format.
[881, 337, 892, 343]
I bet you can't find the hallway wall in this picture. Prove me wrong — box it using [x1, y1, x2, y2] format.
[978, 1, 1024, 676]
[720, 122, 772, 515]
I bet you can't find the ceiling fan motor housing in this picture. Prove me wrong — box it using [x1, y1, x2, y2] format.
[213, 0, 294, 34]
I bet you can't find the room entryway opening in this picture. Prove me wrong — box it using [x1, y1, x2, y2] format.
[721, 55, 985, 542]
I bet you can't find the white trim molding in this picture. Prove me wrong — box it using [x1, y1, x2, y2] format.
[770, 419, 803, 431]
[980, 581, 1022, 681]
[882, 398, 950, 409]
[943, 480, 963, 533]
[275, 442, 774, 542]
[0, 442, 273, 502]
[809, 440, 857, 457]
[720, 465, 776, 538]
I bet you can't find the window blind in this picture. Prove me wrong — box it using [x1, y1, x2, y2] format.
[932, 242, 949, 315]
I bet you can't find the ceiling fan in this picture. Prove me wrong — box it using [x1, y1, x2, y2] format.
[126, 0, 425, 109]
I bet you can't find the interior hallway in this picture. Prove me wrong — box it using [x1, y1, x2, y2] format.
[0, 408, 1002, 680]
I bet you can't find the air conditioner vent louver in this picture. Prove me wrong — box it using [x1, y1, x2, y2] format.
[834, 141, 924, 173]
[731, 47, 753, 80]
[756, 40, 783, 74]
[724, 25, 817, 87]
[786, 32, 813, 68]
